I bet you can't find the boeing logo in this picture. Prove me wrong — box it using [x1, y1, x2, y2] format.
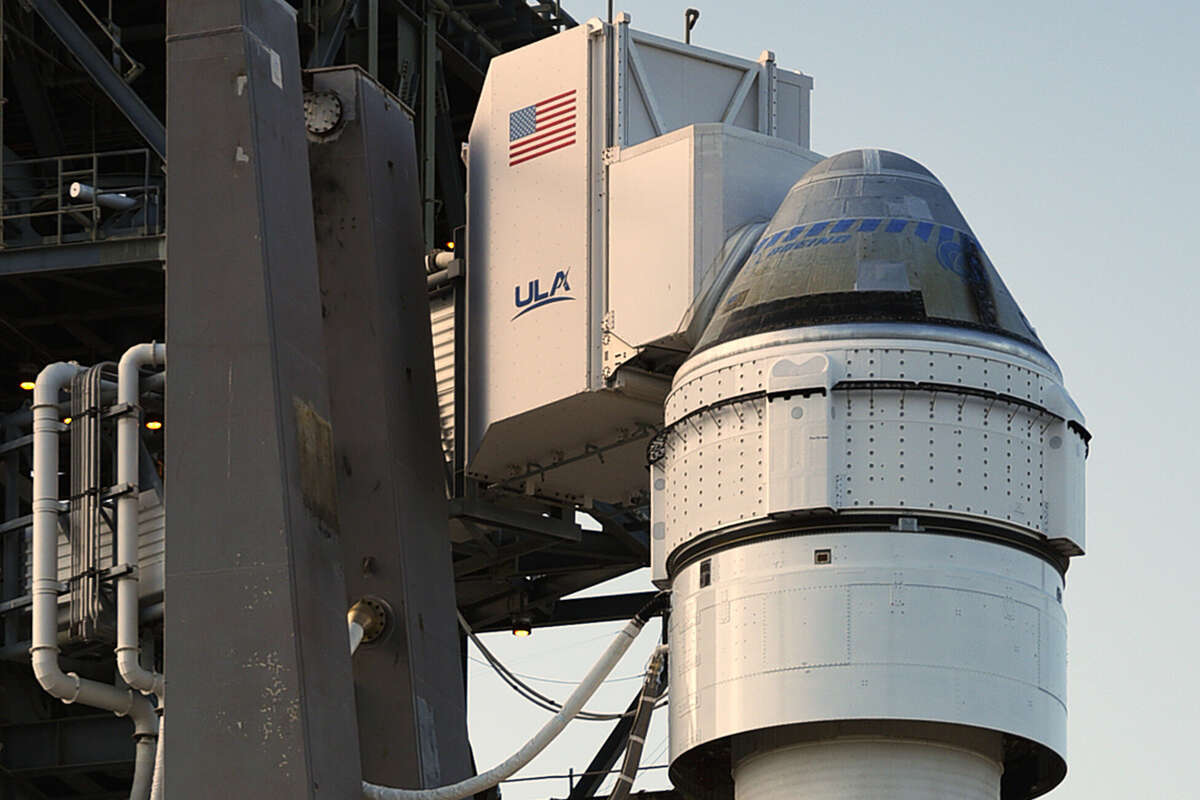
[513, 269, 574, 320]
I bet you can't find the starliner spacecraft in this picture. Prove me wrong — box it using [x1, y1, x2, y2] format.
[462, 15, 1088, 800]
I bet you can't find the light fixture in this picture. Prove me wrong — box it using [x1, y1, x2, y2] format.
[446, 240, 455, 250]
[62, 417, 72, 425]
[511, 612, 533, 638]
[19, 381, 35, 391]
[145, 420, 163, 431]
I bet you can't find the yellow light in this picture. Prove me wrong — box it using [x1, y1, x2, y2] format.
[446, 241, 455, 250]
[146, 420, 163, 431]
[19, 381, 35, 391]
[511, 612, 533, 637]
[62, 417, 72, 425]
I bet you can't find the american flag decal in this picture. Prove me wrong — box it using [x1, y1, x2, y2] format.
[508, 89, 577, 166]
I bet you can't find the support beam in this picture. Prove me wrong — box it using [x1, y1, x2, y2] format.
[307, 65, 473, 790]
[471, 591, 660, 633]
[307, 0, 359, 68]
[28, 0, 165, 160]
[165, 1, 361, 796]
[0, 236, 163, 277]
[421, 8, 438, 248]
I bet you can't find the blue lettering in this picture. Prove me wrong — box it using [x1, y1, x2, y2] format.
[551, 270, 571, 295]
[514, 282, 534, 307]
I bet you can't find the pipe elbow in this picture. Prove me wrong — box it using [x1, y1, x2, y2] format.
[31, 647, 80, 702]
[118, 342, 166, 403]
[33, 362, 83, 407]
[117, 649, 164, 698]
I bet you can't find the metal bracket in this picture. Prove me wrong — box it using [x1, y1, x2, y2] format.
[100, 563, 136, 581]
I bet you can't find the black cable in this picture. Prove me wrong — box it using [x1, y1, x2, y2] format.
[458, 612, 634, 721]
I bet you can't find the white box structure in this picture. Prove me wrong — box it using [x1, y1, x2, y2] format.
[463, 16, 820, 504]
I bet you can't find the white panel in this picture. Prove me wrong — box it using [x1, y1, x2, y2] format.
[734, 739, 1002, 800]
[607, 125, 821, 352]
[655, 333, 1086, 561]
[464, 21, 817, 504]
[622, 30, 812, 148]
[467, 25, 595, 459]
[668, 533, 1068, 764]
[608, 132, 695, 346]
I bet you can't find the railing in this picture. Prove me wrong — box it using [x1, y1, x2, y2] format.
[0, 148, 163, 249]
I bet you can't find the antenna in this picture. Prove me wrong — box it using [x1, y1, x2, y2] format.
[684, 8, 700, 44]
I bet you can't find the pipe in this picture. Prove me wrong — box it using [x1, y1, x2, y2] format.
[362, 611, 655, 800]
[131, 735, 156, 800]
[349, 621, 365, 656]
[32, 362, 158, 800]
[116, 343, 166, 699]
[149, 711, 164, 800]
[69, 181, 139, 211]
[609, 645, 667, 800]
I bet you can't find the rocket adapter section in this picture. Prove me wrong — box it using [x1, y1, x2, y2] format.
[651, 150, 1088, 800]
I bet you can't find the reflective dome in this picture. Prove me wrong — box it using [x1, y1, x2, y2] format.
[695, 149, 1043, 353]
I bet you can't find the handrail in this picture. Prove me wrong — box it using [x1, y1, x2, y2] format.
[1, 147, 163, 249]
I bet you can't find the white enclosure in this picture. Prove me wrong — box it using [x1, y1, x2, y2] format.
[462, 16, 819, 504]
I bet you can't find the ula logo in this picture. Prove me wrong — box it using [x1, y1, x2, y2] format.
[512, 269, 573, 320]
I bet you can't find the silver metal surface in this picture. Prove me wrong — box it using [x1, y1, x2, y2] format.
[656, 151, 1087, 800]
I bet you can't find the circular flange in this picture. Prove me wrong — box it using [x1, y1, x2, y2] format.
[303, 89, 344, 136]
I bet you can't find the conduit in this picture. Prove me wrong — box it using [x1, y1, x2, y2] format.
[115, 342, 166, 698]
[32, 362, 158, 800]
[609, 645, 668, 800]
[362, 596, 667, 800]
[349, 620, 365, 656]
[149, 712, 164, 800]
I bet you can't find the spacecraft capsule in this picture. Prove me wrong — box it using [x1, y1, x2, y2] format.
[652, 150, 1088, 800]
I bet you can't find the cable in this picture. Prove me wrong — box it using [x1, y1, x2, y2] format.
[363, 595, 668, 800]
[499, 764, 669, 784]
[466, 655, 647, 685]
[460, 612, 635, 721]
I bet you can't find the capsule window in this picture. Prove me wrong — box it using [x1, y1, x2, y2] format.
[699, 559, 712, 587]
[814, 549, 832, 565]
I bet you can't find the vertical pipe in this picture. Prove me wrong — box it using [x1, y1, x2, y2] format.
[2, 423, 21, 647]
[31, 362, 158, 800]
[421, 7, 437, 249]
[368, 0, 379, 77]
[116, 343, 165, 698]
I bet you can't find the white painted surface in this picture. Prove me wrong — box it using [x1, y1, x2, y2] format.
[465, 20, 816, 503]
[668, 532, 1067, 765]
[734, 739, 1002, 800]
[652, 328, 1087, 565]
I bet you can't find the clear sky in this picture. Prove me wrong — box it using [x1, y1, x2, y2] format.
[466, 2, 1200, 798]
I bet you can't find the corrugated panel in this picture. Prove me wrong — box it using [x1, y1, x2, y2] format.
[430, 291, 456, 468]
[23, 489, 165, 600]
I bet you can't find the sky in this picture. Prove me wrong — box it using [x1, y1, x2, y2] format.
[466, 2, 1200, 798]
